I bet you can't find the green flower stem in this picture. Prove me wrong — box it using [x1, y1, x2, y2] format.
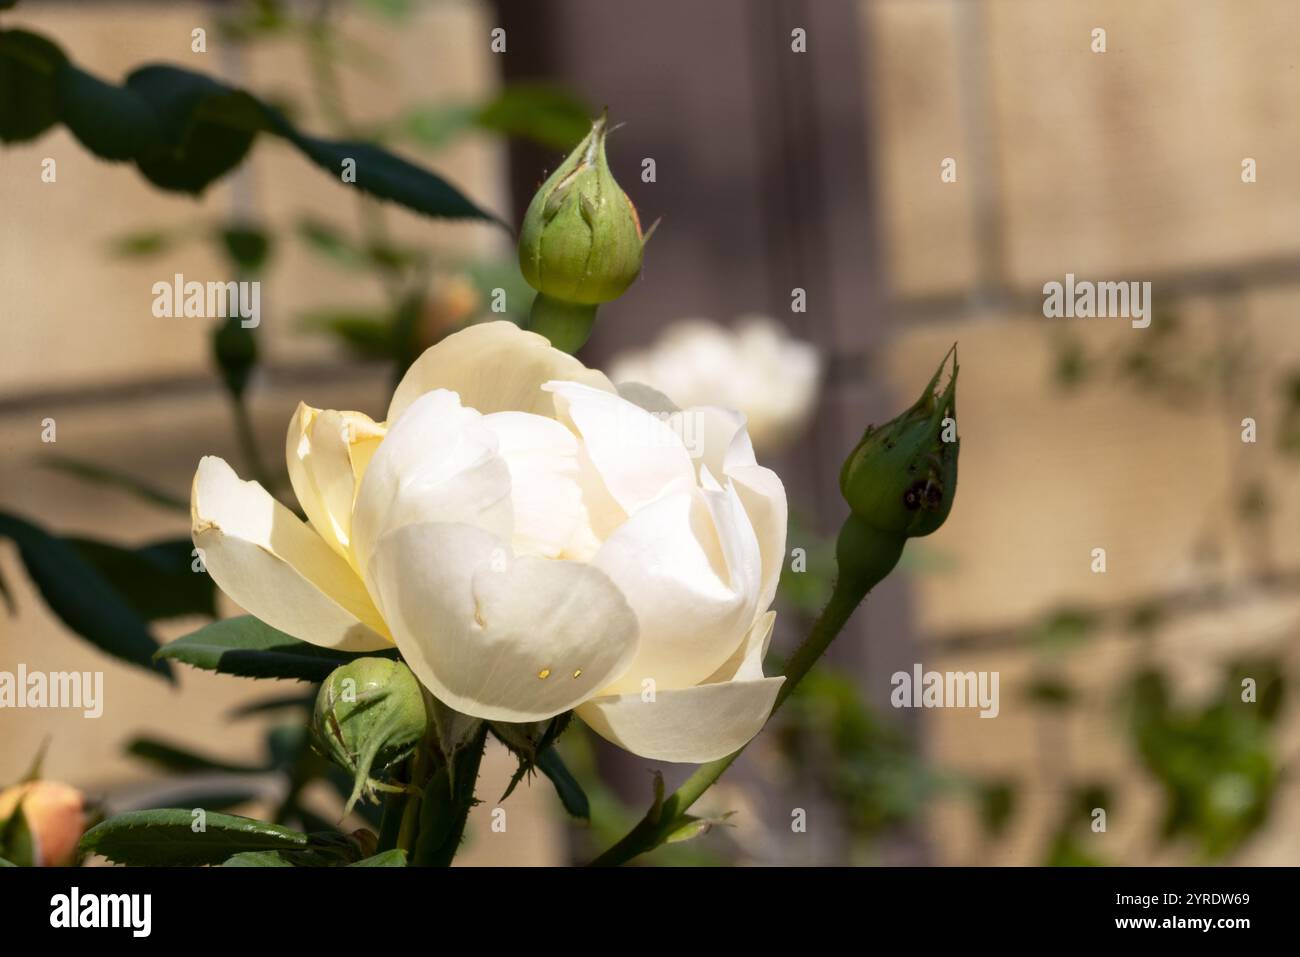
[412, 724, 489, 866]
[527, 294, 598, 354]
[395, 737, 430, 858]
[589, 513, 903, 866]
[377, 758, 411, 852]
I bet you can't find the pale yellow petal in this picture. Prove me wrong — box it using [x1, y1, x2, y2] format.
[388, 320, 613, 423]
[285, 403, 385, 562]
[191, 456, 390, 651]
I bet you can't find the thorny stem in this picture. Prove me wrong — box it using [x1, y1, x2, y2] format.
[412, 724, 489, 866]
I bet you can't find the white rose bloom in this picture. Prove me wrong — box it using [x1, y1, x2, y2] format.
[190, 321, 787, 763]
[608, 316, 821, 454]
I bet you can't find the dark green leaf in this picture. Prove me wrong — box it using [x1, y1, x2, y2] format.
[3, 32, 503, 222]
[69, 537, 216, 620]
[80, 809, 310, 866]
[494, 713, 574, 804]
[124, 65, 266, 193]
[0, 857, 16, 867]
[0, 29, 67, 142]
[41, 455, 188, 511]
[349, 849, 407, 866]
[223, 850, 294, 867]
[157, 615, 395, 681]
[56, 63, 164, 161]
[537, 747, 589, 819]
[0, 511, 172, 680]
[268, 108, 504, 225]
[126, 736, 271, 775]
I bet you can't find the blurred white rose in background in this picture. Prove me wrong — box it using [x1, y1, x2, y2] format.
[609, 316, 822, 454]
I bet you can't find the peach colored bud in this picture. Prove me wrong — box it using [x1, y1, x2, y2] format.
[0, 780, 86, 866]
[418, 275, 481, 349]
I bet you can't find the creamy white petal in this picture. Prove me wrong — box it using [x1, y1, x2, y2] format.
[726, 464, 786, 614]
[592, 487, 761, 695]
[368, 522, 638, 722]
[577, 674, 783, 763]
[615, 381, 679, 415]
[388, 320, 614, 423]
[572, 444, 627, 545]
[351, 389, 513, 577]
[481, 411, 591, 560]
[285, 403, 385, 562]
[674, 406, 787, 615]
[190, 456, 390, 651]
[543, 380, 696, 516]
[671, 405, 746, 477]
[705, 611, 776, 683]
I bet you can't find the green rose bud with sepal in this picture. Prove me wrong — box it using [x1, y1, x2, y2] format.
[518, 111, 653, 352]
[313, 658, 429, 815]
[836, 346, 960, 585]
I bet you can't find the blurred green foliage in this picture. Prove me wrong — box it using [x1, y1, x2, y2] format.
[1128, 660, 1285, 860]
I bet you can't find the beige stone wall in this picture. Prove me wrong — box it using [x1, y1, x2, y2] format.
[862, 0, 1300, 864]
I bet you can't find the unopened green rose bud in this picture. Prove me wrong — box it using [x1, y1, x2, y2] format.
[313, 658, 428, 815]
[519, 112, 646, 305]
[837, 346, 959, 583]
[518, 112, 652, 353]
